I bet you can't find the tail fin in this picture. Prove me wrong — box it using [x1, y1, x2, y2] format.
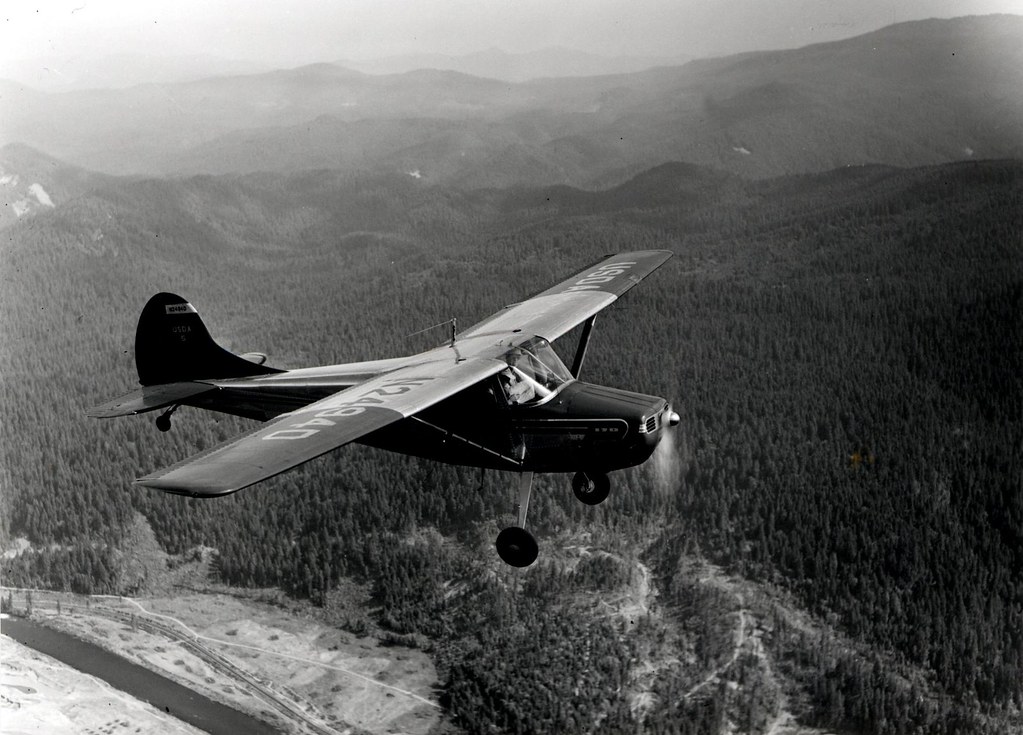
[135, 293, 282, 386]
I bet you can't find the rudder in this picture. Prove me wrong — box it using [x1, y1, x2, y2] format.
[135, 293, 281, 385]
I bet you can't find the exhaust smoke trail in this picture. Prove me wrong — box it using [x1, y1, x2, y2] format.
[649, 408, 682, 499]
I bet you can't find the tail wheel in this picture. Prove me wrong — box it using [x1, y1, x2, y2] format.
[496, 526, 538, 567]
[156, 404, 178, 433]
[572, 471, 610, 505]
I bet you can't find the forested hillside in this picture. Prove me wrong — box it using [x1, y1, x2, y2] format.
[2, 154, 1020, 733]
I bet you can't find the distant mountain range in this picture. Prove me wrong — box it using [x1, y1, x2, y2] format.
[0, 140, 734, 239]
[336, 47, 687, 82]
[1, 15, 1020, 187]
[1, 53, 273, 92]
[2, 47, 681, 92]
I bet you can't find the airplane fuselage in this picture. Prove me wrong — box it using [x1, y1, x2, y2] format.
[363, 379, 671, 473]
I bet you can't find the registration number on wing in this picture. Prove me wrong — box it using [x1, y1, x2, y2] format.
[564, 261, 637, 292]
[263, 379, 427, 440]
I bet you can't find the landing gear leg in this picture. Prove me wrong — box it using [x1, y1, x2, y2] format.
[496, 472, 538, 567]
[155, 405, 179, 433]
[572, 471, 610, 505]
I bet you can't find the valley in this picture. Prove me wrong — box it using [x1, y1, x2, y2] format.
[1, 14, 1021, 734]
[2, 541, 838, 735]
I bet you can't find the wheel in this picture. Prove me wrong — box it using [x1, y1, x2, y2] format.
[572, 471, 610, 505]
[156, 414, 172, 432]
[496, 526, 538, 567]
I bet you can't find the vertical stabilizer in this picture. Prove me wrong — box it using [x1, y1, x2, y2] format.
[135, 293, 282, 385]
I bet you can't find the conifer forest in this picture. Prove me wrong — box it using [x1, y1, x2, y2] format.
[2, 156, 1021, 733]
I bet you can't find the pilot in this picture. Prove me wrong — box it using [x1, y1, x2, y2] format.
[500, 368, 535, 405]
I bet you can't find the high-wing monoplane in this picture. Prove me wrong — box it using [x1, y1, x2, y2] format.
[90, 251, 679, 566]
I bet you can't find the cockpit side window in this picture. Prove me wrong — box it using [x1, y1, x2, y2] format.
[497, 338, 573, 406]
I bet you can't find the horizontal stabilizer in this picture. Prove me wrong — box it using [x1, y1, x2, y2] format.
[88, 382, 215, 418]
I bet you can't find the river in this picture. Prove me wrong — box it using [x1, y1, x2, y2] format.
[1, 615, 280, 734]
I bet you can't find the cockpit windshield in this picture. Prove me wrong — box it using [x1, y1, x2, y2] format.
[497, 337, 574, 406]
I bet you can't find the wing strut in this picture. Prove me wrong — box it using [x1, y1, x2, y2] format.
[516, 472, 534, 529]
[496, 473, 538, 567]
[571, 315, 597, 378]
[408, 416, 523, 468]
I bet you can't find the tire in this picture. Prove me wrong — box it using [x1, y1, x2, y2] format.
[495, 526, 539, 567]
[572, 471, 610, 505]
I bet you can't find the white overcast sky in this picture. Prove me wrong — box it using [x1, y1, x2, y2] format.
[4, 0, 1022, 66]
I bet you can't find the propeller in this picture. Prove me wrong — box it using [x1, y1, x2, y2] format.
[650, 404, 682, 497]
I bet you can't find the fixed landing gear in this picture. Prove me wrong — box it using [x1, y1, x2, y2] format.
[496, 472, 538, 567]
[155, 405, 179, 432]
[572, 471, 610, 505]
[496, 526, 538, 568]
[493, 471, 613, 566]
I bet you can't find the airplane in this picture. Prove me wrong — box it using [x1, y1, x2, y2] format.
[90, 250, 680, 567]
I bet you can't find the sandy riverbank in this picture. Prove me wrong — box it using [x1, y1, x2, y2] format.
[2, 590, 443, 734]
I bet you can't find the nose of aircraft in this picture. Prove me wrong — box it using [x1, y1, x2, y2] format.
[643, 402, 680, 455]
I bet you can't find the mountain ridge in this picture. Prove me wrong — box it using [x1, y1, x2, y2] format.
[336, 46, 687, 82]
[1, 15, 1019, 184]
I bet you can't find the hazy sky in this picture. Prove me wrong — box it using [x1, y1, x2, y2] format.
[4, 0, 1022, 67]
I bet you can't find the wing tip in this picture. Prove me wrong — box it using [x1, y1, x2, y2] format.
[86, 407, 125, 419]
[134, 475, 240, 497]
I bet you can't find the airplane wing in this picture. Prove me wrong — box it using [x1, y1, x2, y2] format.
[459, 249, 673, 342]
[136, 356, 507, 496]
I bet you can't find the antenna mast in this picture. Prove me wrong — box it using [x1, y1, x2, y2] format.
[405, 317, 459, 346]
